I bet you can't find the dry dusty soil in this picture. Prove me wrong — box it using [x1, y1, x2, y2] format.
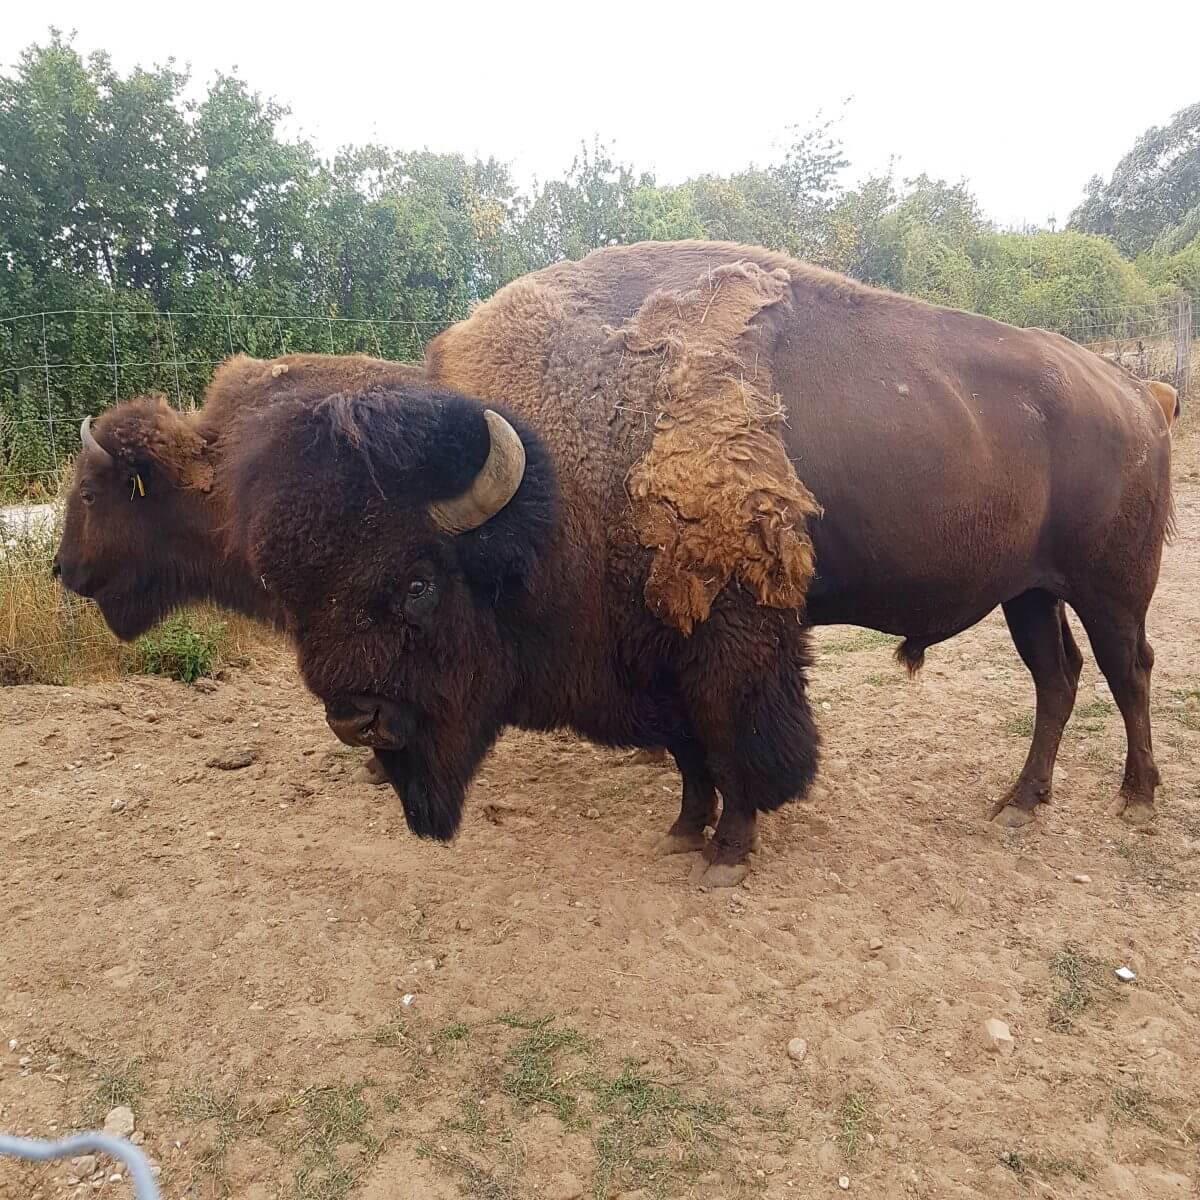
[3, 434, 1200, 1200]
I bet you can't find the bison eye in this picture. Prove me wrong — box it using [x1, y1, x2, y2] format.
[407, 579, 428, 599]
[80, 491, 96, 507]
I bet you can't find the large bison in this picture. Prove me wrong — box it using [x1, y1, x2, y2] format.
[197, 241, 1172, 884]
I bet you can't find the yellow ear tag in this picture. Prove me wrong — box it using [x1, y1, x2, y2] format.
[131, 473, 145, 500]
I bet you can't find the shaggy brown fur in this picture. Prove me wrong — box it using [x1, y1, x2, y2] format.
[618, 262, 821, 632]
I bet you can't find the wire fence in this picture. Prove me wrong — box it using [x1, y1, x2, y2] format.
[0, 307, 441, 495]
[0, 294, 1196, 681]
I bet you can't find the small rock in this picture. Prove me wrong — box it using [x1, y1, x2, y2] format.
[1115, 966, 1137, 983]
[102, 1105, 135, 1138]
[129, 1131, 145, 1146]
[1073, 873, 1092, 884]
[71, 1156, 96, 1179]
[786, 1036, 808, 1062]
[193, 678, 218, 694]
[869, 937, 884, 952]
[584, 807, 600, 820]
[984, 1018, 1014, 1055]
[143, 710, 158, 724]
[456, 917, 472, 931]
[839, 1177, 851, 1190]
[110, 799, 125, 813]
[205, 749, 257, 771]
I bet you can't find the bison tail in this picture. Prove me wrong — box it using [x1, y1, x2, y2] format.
[895, 638, 926, 676]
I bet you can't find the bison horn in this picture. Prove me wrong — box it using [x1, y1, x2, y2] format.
[80, 416, 113, 467]
[427, 409, 526, 534]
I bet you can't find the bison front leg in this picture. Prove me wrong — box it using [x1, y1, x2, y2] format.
[656, 742, 718, 856]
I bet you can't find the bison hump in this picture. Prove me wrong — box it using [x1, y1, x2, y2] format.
[620, 261, 821, 634]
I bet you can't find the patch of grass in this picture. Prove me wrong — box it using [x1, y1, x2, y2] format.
[416, 1141, 516, 1200]
[370, 1009, 412, 1050]
[1172, 688, 1200, 731]
[590, 1063, 730, 1200]
[434, 1021, 470, 1046]
[1069, 700, 1114, 736]
[864, 672, 891, 687]
[292, 1082, 383, 1200]
[835, 1089, 878, 1162]
[1110, 1083, 1167, 1133]
[128, 612, 224, 683]
[1000, 1150, 1090, 1181]
[824, 629, 896, 655]
[1002, 712, 1035, 738]
[1047, 945, 1116, 1033]
[172, 1083, 263, 1185]
[501, 1017, 590, 1124]
[446, 1097, 489, 1140]
[79, 1059, 146, 1127]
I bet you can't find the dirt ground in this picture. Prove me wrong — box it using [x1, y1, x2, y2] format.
[3, 434, 1199, 1200]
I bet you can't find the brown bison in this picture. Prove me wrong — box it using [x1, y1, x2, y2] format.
[52, 352, 428, 785]
[198, 241, 1172, 885]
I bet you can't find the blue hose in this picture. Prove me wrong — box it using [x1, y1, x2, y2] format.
[0, 1131, 159, 1199]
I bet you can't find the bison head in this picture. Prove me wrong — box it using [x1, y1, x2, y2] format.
[53, 397, 238, 640]
[225, 383, 556, 841]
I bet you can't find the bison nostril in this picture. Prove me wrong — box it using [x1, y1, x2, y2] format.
[51, 558, 61, 578]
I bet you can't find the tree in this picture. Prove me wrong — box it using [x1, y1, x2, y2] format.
[0, 30, 193, 302]
[517, 139, 651, 265]
[1070, 101, 1200, 256]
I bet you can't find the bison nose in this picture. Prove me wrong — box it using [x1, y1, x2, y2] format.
[324, 694, 412, 750]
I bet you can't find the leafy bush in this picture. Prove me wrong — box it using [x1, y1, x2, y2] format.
[128, 613, 226, 684]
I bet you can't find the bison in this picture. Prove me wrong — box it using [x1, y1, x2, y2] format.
[52, 352, 429, 786]
[198, 241, 1173, 885]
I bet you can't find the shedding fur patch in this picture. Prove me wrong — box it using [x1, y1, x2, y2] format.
[616, 262, 822, 634]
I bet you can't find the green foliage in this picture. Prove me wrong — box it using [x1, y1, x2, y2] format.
[1070, 102, 1200, 256]
[972, 231, 1154, 333]
[129, 612, 224, 683]
[1, 31, 1194, 501]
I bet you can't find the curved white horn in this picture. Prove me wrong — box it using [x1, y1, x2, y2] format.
[80, 416, 113, 467]
[427, 409, 526, 535]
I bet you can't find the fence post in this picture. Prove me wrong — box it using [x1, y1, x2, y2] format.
[1177, 293, 1192, 402]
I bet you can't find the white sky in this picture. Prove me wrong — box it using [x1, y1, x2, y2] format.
[4, 0, 1198, 230]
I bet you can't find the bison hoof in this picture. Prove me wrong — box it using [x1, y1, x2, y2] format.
[656, 829, 707, 857]
[696, 859, 750, 888]
[990, 802, 1038, 829]
[1109, 795, 1155, 827]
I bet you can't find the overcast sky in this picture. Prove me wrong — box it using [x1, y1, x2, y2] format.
[4, 1, 1198, 229]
